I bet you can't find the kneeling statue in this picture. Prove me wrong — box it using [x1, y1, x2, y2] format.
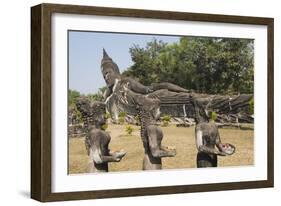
[76, 98, 126, 172]
[123, 87, 176, 170]
[191, 98, 235, 168]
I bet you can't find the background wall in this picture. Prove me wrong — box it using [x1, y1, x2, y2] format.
[0, 0, 279, 205]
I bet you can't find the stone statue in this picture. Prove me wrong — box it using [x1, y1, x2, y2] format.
[191, 98, 235, 167]
[101, 49, 190, 98]
[100, 49, 253, 124]
[76, 97, 126, 172]
[123, 87, 176, 170]
[101, 49, 194, 120]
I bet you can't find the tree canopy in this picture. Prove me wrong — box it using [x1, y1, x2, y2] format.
[123, 37, 254, 94]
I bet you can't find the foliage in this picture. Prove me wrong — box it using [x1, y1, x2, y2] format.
[86, 86, 107, 102]
[161, 114, 171, 127]
[68, 90, 83, 124]
[210, 111, 217, 121]
[101, 124, 108, 131]
[69, 105, 83, 124]
[123, 37, 254, 94]
[162, 114, 171, 122]
[68, 88, 109, 124]
[125, 125, 134, 135]
[123, 39, 167, 85]
[118, 111, 126, 124]
[118, 111, 126, 118]
[105, 112, 111, 120]
[69, 90, 81, 107]
[249, 97, 254, 115]
[69, 87, 107, 107]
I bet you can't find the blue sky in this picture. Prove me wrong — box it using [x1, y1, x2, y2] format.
[68, 31, 180, 94]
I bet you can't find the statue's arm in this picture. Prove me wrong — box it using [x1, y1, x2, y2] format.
[215, 132, 224, 152]
[151, 82, 190, 93]
[88, 132, 125, 163]
[103, 88, 112, 100]
[195, 129, 226, 156]
[197, 145, 226, 156]
[147, 125, 176, 158]
[99, 154, 123, 162]
[92, 148, 125, 163]
[126, 78, 152, 94]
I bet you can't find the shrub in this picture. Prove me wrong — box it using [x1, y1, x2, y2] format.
[101, 124, 108, 131]
[162, 114, 171, 122]
[125, 125, 133, 135]
[161, 115, 171, 127]
[105, 112, 111, 120]
[118, 112, 126, 124]
[210, 111, 217, 121]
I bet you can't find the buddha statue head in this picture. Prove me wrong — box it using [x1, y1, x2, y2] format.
[101, 49, 121, 87]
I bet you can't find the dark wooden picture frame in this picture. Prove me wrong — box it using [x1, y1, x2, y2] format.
[31, 3, 274, 202]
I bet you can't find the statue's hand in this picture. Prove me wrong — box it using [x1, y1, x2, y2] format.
[169, 149, 176, 157]
[146, 86, 154, 93]
[161, 146, 176, 157]
[217, 151, 227, 156]
[112, 150, 126, 161]
[218, 143, 236, 156]
[123, 82, 130, 91]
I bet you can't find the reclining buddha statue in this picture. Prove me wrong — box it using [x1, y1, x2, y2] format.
[100, 49, 253, 124]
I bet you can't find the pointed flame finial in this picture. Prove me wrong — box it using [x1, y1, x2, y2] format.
[103, 48, 110, 59]
[101, 49, 120, 74]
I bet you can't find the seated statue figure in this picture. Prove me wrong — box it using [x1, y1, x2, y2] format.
[76, 97, 126, 172]
[123, 87, 176, 170]
[191, 98, 235, 168]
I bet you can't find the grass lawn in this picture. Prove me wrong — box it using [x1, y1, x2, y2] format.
[68, 124, 254, 174]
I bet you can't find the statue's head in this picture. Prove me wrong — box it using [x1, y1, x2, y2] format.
[101, 49, 121, 87]
[76, 97, 91, 115]
[144, 97, 161, 120]
[190, 97, 209, 124]
[76, 97, 106, 128]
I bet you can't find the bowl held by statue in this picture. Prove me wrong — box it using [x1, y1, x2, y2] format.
[221, 143, 235, 155]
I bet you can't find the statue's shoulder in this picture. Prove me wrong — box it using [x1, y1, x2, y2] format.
[90, 128, 107, 137]
[121, 76, 135, 83]
[146, 124, 158, 132]
[208, 122, 218, 129]
[196, 122, 218, 132]
[196, 122, 208, 130]
[119, 77, 138, 89]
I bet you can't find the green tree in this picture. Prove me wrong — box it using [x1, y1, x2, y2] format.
[123, 39, 167, 85]
[87, 86, 107, 101]
[68, 89, 81, 107]
[123, 37, 254, 95]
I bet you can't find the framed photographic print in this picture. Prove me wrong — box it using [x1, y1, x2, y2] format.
[31, 3, 274, 202]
